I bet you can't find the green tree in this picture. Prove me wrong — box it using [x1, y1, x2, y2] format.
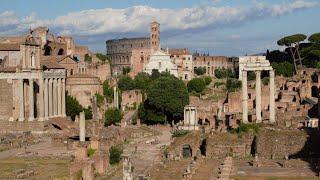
[272, 62, 294, 77]
[134, 72, 151, 92]
[83, 106, 93, 120]
[84, 54, 92, 63]
[203, 76, 212, 85]
[194, 67, 206, 76]
[277, 34, 307, 72]
[214, 68, 234, 79]
[95, 53, 109, 63]
[66, 93, 83, 120]
[147, 76, 189, 121]
[187, 78, 206, 93]
[102, 80, 113, 103]
[138, 101, 166, 125]
[109, 146, 123, 165]
[118, 75, 135, 91]
[104, 108, 123, 126]
[122, 67, 131, 75]
[226, 79, 241, 92]
[309, 33, 320, 43]
[151, 69, 161, 80]
[95, 93, 104, 108]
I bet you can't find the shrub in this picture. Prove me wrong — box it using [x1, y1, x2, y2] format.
[66, 93, 83, 121]
[226, 78, 242, 92]
[83, 106, 92, 120]
[214, 68, 234, 79]
[171, 130, 189, 137]
[84, 54, 92, 63]
[95, 93, 104, 108]
[194, 67, 206, 76]
[118, 75, 135, 91]
[272, 62, 294, 77]
[231, 123, 262, 137]
[122, 67, 131, 75]
[203, 76, 212, 85]
[109, 146, 123, 165]
[187, 78, 206, 93]
[104, 108, 123, 126]
[102, 80, 113, 103]
[95, 53, 109, 62]
[87, 148, 96, 158]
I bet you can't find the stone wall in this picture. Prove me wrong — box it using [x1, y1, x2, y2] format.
[121, 90, 143, 110]
[0, 79, 13, 120]
[193, 56, 234, 77]
[0, 121, 48, 134]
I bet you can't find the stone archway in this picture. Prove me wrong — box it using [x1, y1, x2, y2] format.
[58, 48, 64, 55]
[311, 86, 318, 98]
[44, 45, 52, 56]
[182, 144, 192, 158]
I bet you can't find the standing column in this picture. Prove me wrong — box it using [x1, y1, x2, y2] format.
[80, 111, 86, 142]
[18, 79, 25, 121]
[57, 78, 62, 116]
[255, 71, 262, 123]
[38, 78, 44, 121]
[62, 78, 66, 117]
[269, 70, 276, 123]
[44, 79, 49, 120]
[53, 78, 57, 117]
[114, 86, 118, 109]
[242, 70, 248, 123]
[48, 78, 53, 117]
[28, 79, 34, 121]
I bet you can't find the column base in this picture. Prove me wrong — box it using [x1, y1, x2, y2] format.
[38, 117, 45, 122]
[18, 118, 25, 122]
[28, 117, 34, 122]
[9, 117, 14, 122]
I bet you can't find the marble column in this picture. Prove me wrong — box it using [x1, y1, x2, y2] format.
[80, 111, 86, 142]
[44, 79, 49, 120]
[242, 70, 248, 123]
[114, 86, 119, 109]
[62, 78, 66, 117]
[18, 79, 25, 121]
[48, 78, 53, 117]
[269, 70, 276, 123]
[38, 78, 44, 121]
[57, 78, 62, 116]
[28, 79, 34, 121]
[53, 78, 57, 117]
[255, 71, 262, 123]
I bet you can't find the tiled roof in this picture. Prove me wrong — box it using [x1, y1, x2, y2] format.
[168, 48, 190, 55]
[41, 60, 64, 69]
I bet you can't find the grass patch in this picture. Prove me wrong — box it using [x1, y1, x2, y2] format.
[87, 148, 96, 158]
[230, 123, 262, 137]
[171, 130, 189, 138]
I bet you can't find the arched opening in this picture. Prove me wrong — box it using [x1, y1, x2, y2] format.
[58, 48, 64, 55]
[311, 86, 318, 98]
[251, 136, 258, 156]
[200, 139, 207, 156]
[30, 52, 35, 67]
[198, 118, 203, 125]
[311, 73, 319, 83]
[205, 119, 210, 126]
[44, 46, 52, 56]
[182, 144, 192, 158]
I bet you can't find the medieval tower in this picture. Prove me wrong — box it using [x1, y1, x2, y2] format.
[150, 21, 160, 52]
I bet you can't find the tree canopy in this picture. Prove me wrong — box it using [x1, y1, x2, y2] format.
[194, 67, 206, 76]
[309, 33, 320, 43]
[117, 75, 135, 91]
[187, 78, 206, 93]
[277, 34, 307, 46]
[104, 108, 123, 126]
[102, 80, 113, 103]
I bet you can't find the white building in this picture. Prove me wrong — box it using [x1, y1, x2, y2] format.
[143, 50, 178, 77]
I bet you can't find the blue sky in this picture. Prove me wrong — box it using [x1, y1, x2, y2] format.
[0, 0, 319, 56]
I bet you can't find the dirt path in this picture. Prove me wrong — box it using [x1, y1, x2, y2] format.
[0, 137, 72, 160]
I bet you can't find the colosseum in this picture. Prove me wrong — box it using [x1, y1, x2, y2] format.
[106, 21, 160, 77]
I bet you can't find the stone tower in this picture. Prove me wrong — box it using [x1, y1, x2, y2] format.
[150, 21, 160, 53]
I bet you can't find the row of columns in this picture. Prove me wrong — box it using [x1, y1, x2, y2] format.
[18, 77, 66, 122]
[242, 70, 275, 123]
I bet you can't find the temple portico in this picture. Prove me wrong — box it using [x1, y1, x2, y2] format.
[239, 56, 275, 124]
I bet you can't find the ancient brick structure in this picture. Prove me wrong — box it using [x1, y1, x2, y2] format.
[106, 22, 160, 77]
[169, 48, 194, 81]
[121, 90, 143, 110]
[193, 56, 235, 77]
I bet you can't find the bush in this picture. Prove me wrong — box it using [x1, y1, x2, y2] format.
[122, 67, 131, 75]
[104, 108, 123, 126]
[83, 106, 93, 120]
[95, 53, 109, 62]
[194, 67, 206, 76]
[95, 93, 104, 108]
[171, 130, 189, 137]
[203, 76, 212, 85]
[226, 78, 242, 92]
[187, 78, 206, 93]
[87, 148, 96, 158]
[214, 68, 234, 79]
[109, 146, 123, 165]
[118, 75, 135, 91]
[231, 123, 262, 137]
[66, 93, 83, 121]
[84, 54, 92, 63]
[272, 62, 294, 77]
[102, 80, 113, 103]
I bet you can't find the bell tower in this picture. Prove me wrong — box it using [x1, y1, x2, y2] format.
[150, 21, 160, 52]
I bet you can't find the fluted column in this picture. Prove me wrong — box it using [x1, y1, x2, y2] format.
[38, 78, 44, 121]
[28, 79, 34, 121]
[44, 78, 49, 120]
[57, 78, 62, 116]
[48, 78, 53, 117]
[242, 70, 248, 123]
[62, 78, 66, 117]
[269, 70, 276, 123]
[255, 71, 262, 123]
[18, 79, 25, 121]
[53, 78, 58, 117]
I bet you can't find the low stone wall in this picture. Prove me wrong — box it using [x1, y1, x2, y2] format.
[0, 121, 48, 134]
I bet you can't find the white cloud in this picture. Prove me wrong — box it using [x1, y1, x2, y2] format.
[0, 0, 317, 36]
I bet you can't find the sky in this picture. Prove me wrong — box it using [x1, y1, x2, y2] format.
[0, 0, 319, 56]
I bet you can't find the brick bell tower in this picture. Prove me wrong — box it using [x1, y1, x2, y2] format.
[150, 21, 160, 52]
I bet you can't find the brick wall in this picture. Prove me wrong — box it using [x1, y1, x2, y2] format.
[0, 79, 12, 120]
